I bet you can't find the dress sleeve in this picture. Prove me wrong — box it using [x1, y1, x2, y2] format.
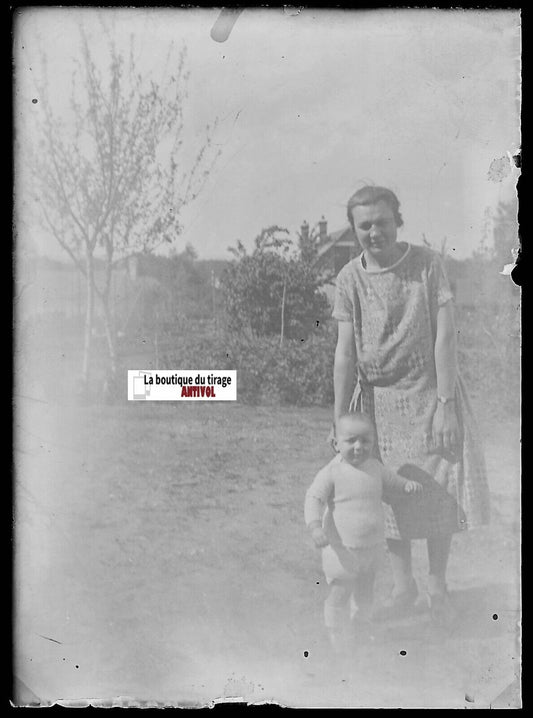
[304, 465, 334, 526]
[332, 267, 354, 322]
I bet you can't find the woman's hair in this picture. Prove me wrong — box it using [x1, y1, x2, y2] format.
[346, 186, 404, 231]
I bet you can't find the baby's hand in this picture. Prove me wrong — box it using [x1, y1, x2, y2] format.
[404, 480, 423, 494]
[311, 527, 329, 548]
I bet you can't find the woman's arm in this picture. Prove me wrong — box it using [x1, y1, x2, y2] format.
[334, 320, 357, 432]
[433, 301, 460, 453]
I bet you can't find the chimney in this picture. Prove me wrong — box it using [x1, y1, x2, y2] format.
[318, 215, 328, 242]
[301, 220, 309, 241]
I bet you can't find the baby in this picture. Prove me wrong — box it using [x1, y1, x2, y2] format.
[304, 412, 422, 650]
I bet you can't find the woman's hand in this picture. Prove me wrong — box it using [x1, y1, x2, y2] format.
[432, 402, 460, 454]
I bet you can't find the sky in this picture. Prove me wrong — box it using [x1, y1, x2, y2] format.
[15, 7, 521, 261]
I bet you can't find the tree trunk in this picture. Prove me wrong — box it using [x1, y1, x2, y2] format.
[81, 250, 95, 400]
[101, 241, 117, 402]
[102, 299, 117, 379]
[280, 277, 287, 348]
[101, 286, 117, 404]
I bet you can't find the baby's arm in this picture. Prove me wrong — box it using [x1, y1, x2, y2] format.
[381, 465, 423, 496]
[304, 467, 333, 548]
[307, 519, 329, 548]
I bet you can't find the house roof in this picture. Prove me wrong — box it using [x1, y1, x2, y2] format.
[315, 225, 357, 260]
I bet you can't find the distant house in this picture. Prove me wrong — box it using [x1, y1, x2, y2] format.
[315, 224, 360, 276]
[299, 217, 360, 304]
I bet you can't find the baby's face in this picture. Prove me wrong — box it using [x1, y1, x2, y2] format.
[337, 417, 375, 466]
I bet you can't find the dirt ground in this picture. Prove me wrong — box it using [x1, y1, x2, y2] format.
[14, 398, 521, 708]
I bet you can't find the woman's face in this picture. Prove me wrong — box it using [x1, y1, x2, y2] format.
[351, 200, 399, 265]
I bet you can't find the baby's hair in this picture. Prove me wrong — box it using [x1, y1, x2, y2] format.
[338, 411, 376, 432]
[346, 186, 404, 232]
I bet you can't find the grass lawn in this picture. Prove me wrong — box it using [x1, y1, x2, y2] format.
[14, 399, 520, 707]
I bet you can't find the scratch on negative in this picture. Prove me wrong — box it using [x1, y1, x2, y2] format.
[37, 634, 63, 645]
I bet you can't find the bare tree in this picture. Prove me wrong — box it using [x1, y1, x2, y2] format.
[28, 30, 219, 396]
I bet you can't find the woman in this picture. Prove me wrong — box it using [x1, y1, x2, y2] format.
[332, 185, 490, 625]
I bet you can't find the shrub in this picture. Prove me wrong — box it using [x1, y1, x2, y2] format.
[455, 300, 520, 416]
[220, 226, 331, 340]
[159, 322, 337, 406]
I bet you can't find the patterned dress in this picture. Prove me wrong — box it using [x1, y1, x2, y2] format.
[333, 243, 490, 540]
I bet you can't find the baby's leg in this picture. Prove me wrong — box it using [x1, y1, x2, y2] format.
[324, 580, 352, 630]
[324, 580, 353, 651]
[352, 569, 375, 621]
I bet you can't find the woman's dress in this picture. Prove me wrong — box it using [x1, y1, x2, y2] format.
[333, 243, 490, 540]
